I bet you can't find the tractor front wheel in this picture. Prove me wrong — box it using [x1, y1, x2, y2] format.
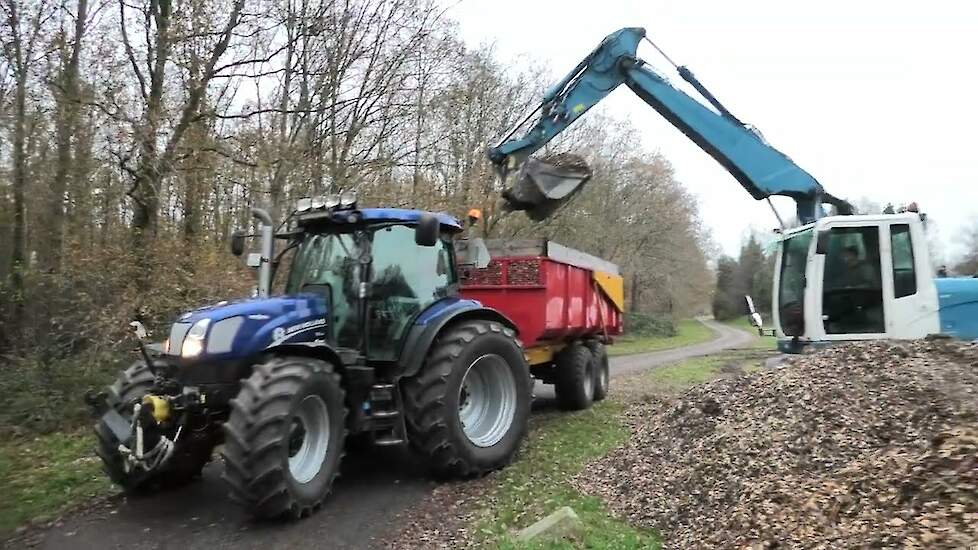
[403, 320, 531, 478]
[222, 356, 347, 519]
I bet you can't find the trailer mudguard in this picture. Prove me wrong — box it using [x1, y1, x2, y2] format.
[398, 298, 518, 379]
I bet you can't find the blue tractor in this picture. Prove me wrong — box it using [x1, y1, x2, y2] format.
[89, 197, 586, 519]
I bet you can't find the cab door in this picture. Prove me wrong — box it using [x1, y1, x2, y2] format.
[880, 221, 940, 338]
[812, 221, 888, 341]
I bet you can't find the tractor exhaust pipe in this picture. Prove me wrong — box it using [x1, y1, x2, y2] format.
[251, 207, 274, 298]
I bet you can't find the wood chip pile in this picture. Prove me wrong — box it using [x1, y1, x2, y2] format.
[573, 339, 978, 549]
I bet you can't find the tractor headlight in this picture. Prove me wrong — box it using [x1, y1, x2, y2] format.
[181, 318, 211, 358]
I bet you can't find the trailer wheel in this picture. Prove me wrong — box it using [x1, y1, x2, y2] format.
[403, 320, 531, 478]
[222, 356, 346, 519]
[94, 362, 213, 494]
[554, 342, 594, 410]
[587, 342, 610, 401]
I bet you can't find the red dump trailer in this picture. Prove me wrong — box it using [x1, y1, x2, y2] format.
[460, 239, 624, 408]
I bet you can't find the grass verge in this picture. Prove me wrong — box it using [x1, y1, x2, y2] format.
[0, 430, 113, 537]
[476, 402, 659, 549]
[473, 347, 779, 549]
[720, 317, 778, 350]
[641, 349, 771, 390]
[608, 319, 714, 357]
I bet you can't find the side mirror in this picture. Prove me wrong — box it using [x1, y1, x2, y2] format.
[815, 229, 831, 255]
[415, 213, 440, 247]
[744, 295, 764, 334]
[455, 237, 491, 269]
[230, 230, 246, 256]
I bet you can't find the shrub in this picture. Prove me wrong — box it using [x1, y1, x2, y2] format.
[623, 312, 676, 337]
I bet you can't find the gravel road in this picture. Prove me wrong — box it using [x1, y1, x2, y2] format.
[19, 319, 752, 550]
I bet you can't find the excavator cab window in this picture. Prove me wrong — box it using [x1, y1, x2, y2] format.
[821, 227, 885, 334]
[777, 230, 812, 337]
[890, 224, 917, 298]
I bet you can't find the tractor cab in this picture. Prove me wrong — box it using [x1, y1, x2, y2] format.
[277, 202, 464, 362]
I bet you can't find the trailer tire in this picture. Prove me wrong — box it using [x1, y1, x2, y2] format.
[94, 362, 212, 494]
[587, 342, 610, 401]
[222, 356, 347, 520]
[554, 342, 594, 411]
[403, 320, 531, 479]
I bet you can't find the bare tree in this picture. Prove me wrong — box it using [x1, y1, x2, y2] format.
[0, 0, 53, 319]
[113, 0, 246, 261]
[953, 220, 978, 276]
[37, 0, 90, 272]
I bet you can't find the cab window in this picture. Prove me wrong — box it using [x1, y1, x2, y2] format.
[821, 226, 884, 334]
[890, 224, 916, 298]
[285, 233, 361, 347]
[368, 225, 455, 360]
[777, 230, 812, 337]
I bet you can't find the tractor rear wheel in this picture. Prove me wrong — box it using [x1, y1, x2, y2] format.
[554, 342, 594, 410]
[403, 320, 531, 478]
[222, 356, 347, 519]
[587, 342, 610, 401]
[94, 362, 213, 493]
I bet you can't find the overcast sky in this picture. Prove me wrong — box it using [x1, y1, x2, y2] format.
[450, 0, 977, 261]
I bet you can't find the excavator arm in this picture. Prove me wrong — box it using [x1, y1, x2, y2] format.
[490, 27, 851, 224]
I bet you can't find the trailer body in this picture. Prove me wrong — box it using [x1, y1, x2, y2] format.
[461, 239, 623, 366]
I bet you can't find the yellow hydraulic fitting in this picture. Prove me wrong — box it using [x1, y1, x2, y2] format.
[141, 395, 171, 424]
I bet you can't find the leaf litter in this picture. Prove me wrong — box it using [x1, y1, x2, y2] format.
[573, 339, 978, 549]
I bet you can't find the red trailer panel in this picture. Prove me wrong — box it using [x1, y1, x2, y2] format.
[460, 240, 623, 363]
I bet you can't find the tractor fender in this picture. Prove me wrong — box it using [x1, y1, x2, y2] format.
[265, 342, 344, 371]
[399, 303, 519, 379]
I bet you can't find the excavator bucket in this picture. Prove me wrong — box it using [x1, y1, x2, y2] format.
[501, 153, 592, 221]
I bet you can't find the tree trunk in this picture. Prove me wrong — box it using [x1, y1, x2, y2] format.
[39, 0, 88, 273]
[9, 72, 28, 322]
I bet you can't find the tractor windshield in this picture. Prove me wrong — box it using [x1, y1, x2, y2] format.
[777, 229, 812, 337]
[286, 232, 362, 347]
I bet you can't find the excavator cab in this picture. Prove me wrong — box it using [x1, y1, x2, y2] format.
[770, 212, 952, 352]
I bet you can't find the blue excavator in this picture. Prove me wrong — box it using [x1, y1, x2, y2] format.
[490, 27, 978, 352]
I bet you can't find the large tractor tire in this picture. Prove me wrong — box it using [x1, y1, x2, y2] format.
[403, 320, 531, 479]
[222, 356, 347, 519]
[586, 341, 610, 402]
[94, 362, 212, 493]
[554, 342, 594, 411]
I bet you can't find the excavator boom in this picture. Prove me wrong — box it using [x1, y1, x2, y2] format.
[490, 27, 850, 223]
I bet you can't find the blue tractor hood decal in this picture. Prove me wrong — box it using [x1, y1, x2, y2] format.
[173, 294, 331, 360]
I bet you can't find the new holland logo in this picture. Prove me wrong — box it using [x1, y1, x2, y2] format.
[270, 318, 327, 346]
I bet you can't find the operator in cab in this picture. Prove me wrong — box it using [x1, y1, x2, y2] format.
[840, 246, 877, 288]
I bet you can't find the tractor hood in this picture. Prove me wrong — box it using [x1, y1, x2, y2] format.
[166, 294, 331, 360]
